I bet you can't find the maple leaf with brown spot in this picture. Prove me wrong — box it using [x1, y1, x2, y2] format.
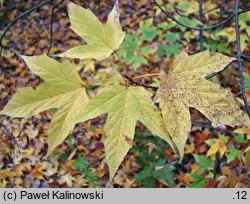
[155, 51, 245, 160]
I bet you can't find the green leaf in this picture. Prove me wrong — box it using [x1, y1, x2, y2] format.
[139, 18, 157, 41]
[122, 33, 139, 52]
[57, 152, 69, 162]
[177, 16, 201, 31]
[140, 29, 157, 42]
[135, 167, 152, 183]
[189, 180, 206, 188]
[205, 139, 214, 146]
[206, 172, 214, 179]
[193, 154, 212, 171]
[153, 165, 174, 187]
[73, 157, 98, 187]
[233, 134, 245, 144]
[183, 31, 195, 41]
[0, 55, 89, 154]
[226, 147, 241, 163]
[219, 135, 228, 144]
[243, 72, 250, 92]
[58, 2, 125, 60]
[204, 42, 231, 55]
[158, 22, 172, 30]
[165, 32, 180, 43]
[128, 55, 148, 69]
[187, 173, 206, 188]
[165, 43, 181, 56]
[157, 44, 168, 57]
[187, 173, 203, 181]
[135, 159, 174, 187]
[76, 85, 174, 178]
[73, 157, 89, 173]
[65, 136, 75, 150]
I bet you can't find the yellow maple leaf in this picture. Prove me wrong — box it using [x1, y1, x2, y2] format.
[76, 85, 174, 179]
[155, 51, 244, 160]
[58, 2, 125, 60]
[207, 139, 227, 157]
[0, 55, 89, 154]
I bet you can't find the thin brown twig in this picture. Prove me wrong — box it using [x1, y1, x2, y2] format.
[0, 121, 29, 150]
[132, 73, 166, 79]
[114, 51, 158, 90]
[153, 0, 235, 31]
[86, 78, 125, 86]
[47, 0, 64, 55]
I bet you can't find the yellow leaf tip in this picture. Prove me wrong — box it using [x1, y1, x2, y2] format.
[109, 170, 117, 181]
[56, 53, 67, 58]
[46, 147, 54, 158]
[230, 57, 238, 61]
